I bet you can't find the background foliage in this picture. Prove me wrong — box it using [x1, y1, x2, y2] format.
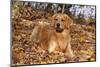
[11, 1, 96, 65]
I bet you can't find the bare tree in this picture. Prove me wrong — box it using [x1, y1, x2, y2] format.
[62, 4, 65, 13]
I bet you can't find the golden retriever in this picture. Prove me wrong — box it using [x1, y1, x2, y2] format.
[30, 14, 74, 58]
[48, 13, 74, 58]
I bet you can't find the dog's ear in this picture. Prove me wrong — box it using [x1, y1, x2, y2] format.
[49, 14, 57, 27]
[52, 14, 57, 19]
[64, 14, 73, 29]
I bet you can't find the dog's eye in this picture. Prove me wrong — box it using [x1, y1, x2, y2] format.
[61, 19, 64, 21]
[55, 19, 58, 20]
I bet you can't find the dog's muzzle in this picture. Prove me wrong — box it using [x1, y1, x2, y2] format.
[55, 23, 64, 32]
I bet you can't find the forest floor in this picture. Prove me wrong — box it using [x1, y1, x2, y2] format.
[12, 8, 96, 65]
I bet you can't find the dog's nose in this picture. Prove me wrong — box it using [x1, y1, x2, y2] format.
[56, 23, 60, 27]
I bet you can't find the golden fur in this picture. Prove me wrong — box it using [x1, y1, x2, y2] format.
[30, 14, 74, 58]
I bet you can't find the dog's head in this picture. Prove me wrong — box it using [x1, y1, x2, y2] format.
[51, 13, 73, 32]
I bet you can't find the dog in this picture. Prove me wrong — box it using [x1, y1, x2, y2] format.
[30, 14, 74, 58]
[48, 13, 74, 58]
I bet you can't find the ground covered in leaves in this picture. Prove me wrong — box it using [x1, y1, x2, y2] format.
[12, 5, 96, 65]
